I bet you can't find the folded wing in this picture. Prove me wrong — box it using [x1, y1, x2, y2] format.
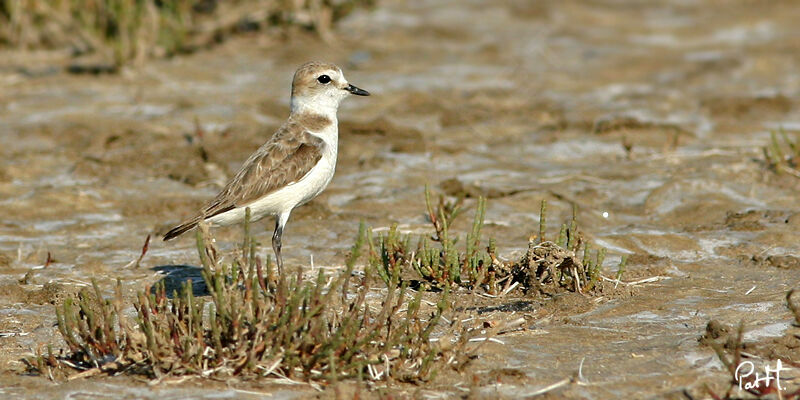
[163, 122, 325, 241]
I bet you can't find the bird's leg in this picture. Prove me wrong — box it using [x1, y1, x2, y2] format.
[272, 219, 284, 276]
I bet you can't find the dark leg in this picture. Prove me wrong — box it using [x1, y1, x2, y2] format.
[272, 219, 284, 276]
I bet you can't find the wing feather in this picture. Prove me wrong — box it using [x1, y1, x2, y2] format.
[202, 121, 325, 218]
[163, 117, 328, 241]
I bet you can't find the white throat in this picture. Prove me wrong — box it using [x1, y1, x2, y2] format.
[291, 94, 343, 117]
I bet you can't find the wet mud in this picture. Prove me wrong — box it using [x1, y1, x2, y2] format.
[2, 0, 800, 398]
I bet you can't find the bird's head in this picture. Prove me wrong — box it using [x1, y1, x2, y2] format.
[290, 62, 370, 114]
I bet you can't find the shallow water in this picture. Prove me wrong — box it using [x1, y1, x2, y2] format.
[1, 0, 800, 398]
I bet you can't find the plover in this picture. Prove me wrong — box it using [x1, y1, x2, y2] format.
[163, 61, 369, 273]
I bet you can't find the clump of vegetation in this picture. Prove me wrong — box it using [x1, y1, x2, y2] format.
[0, 0, 375, 68]
[29, 212, 474, 382]
[364, 188, 624, 296]
[28, 189, 623, 384]
[763, 128, 800, 178]
[507, 200, 619, 295]
[366, 191, 489, 290]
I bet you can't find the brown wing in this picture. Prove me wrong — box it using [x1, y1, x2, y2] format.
[202, 121, 325, 218]
[163, 120, 326, 241]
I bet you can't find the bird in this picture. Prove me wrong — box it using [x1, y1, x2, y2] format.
[163, 61, 370, 274]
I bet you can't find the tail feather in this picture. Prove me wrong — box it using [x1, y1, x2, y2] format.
[163, 218, 199, 241]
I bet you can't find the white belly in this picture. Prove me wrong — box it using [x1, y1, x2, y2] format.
[206, 150, 337, 226]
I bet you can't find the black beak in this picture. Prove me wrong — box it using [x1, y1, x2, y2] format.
[346, 84, 370, 96]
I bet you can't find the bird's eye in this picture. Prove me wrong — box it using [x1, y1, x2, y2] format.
[317, 75, 331, 84]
